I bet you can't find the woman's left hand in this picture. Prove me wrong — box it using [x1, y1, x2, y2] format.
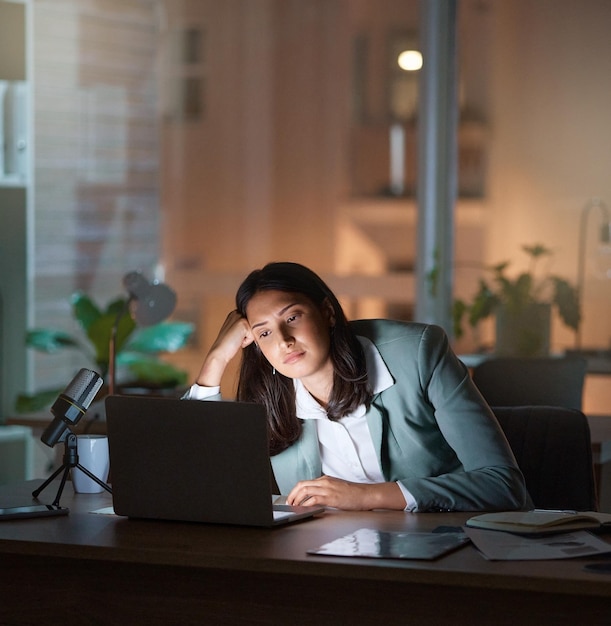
[286, 476, 407, 511]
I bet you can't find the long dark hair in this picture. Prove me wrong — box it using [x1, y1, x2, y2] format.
[235, 262, 372, 455]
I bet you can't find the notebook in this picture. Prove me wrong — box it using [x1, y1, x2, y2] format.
[466, 510, 611, 536]
[105, 395, 324, 527]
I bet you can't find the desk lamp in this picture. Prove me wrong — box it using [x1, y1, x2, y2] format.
[575, 198, 611, 350]
[108, 271, 177, 395]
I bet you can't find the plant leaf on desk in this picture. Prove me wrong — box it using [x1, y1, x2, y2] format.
[85, 312, 136, 366]
[125, 322, 194, 353]
[15, 387, 64, 413]
[20, 292, 194, 412]
[552, 277, 580, 331]
[118, 352, 189, 386]
[71, 292, 103, 331]
[25, 329, 81, 353]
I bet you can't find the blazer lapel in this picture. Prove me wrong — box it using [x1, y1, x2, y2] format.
[366, 395, 387, 476]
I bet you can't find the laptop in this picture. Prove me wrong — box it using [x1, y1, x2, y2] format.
[105, 395, 325, 527]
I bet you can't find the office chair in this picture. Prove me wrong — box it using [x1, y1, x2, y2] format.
[472, 356, 587, 410]
[493, 405, 597, 511]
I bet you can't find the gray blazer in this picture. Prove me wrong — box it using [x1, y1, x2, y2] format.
[271, 320, 530, 512]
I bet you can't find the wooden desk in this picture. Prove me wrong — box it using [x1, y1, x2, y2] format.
[1, 481, 610, 625]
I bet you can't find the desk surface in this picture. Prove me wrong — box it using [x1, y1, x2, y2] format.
[1, 480, 610, 625]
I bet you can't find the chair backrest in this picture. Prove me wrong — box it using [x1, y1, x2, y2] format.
[472, 356, 587, 410]
[493, 405, 597, 511]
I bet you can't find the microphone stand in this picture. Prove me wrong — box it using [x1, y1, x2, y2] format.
[32, 431, 112, 507]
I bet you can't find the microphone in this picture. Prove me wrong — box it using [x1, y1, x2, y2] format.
[41, 368, 104, 447]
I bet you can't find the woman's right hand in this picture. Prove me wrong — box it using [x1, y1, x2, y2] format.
[195, 310, 254, 387]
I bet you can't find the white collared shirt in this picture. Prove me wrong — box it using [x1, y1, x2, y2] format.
[294, 336, 416, 510]
[293, 336, 392, 483]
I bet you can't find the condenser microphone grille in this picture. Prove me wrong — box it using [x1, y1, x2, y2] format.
[63, 368, 103, 409]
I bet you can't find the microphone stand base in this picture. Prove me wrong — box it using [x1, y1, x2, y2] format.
[32, 432, 112, 507]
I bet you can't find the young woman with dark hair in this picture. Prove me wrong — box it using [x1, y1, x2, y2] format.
[184, 262, 529, 512]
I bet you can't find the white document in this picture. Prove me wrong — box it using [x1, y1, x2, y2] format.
[464, 527, 611, 561]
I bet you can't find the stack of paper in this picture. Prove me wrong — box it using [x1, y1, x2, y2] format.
[466, 510, 611, 535]
[464, 509, 611, 561]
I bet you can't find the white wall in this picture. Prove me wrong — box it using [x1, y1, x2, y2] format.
[487, 0, 611, 412]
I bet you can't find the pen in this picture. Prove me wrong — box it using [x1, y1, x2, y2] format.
[533, 509, 579, 514]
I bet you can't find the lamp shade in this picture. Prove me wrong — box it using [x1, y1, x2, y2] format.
[122, 271, 177, 326]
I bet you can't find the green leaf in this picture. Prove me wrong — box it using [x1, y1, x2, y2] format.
[504, 273, 533, 310]
[15, 387, 64, 413]
[105, 297, 130, 317]
[452, 299, 467, 339]
[25, 329, 81, 353]
[491, 261, 510, 276]
[86, 312, 136, 367]
[522, 243, 551, 259]
[552, 277, 581, 331]
[468, 281, 497, 327]
[118, 353, 189, 386]
[125, 322, 194, 353]
[71, 292, 102, 332]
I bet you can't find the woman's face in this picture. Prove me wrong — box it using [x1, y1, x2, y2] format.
[246, 289, 335, 384]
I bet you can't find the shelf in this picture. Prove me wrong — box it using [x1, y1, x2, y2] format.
[341, 196, 487, 226]
[0, 176, 28, 188]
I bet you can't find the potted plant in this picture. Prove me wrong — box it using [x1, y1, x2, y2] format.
[452, 243, 580, 357]
[16, 291, 194, 412]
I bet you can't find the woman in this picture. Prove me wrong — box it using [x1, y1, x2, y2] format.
[184, 262, 530, 512]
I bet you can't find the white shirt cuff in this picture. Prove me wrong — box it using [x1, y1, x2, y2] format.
[182, 383, 221, 400]
[397, 481, 418, 512]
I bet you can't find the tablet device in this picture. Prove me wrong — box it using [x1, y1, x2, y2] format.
[0, 504, 69, 520]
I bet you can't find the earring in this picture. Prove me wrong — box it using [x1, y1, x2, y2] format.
[272, 367, 276, 376]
